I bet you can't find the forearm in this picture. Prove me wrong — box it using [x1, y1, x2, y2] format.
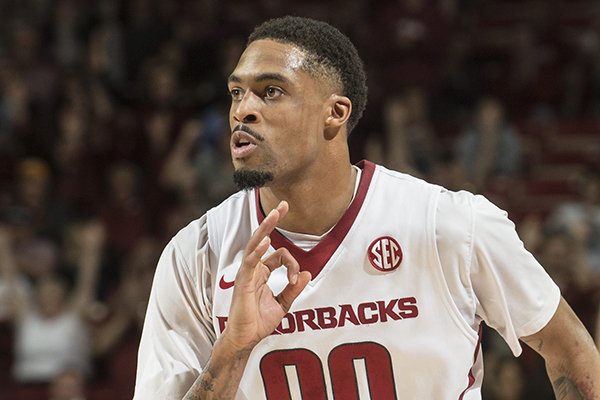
[71, 249, 101, 314]
[596, 310, 600, 350]
[183, 337, 251, 400]
[72, 223, 105, 314]
[93, 309, 130, 356]
[522, 298, 600, 400]
[0, 238, 27, 318]
[545, 339, 600, 400]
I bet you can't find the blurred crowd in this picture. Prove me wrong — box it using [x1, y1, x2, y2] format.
[0, 0, 599, 399]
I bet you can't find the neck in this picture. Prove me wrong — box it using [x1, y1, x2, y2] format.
[259, 159, 357, 236]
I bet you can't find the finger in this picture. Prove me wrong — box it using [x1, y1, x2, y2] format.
[244, 210, 278, 256]
[243, 200, 288, 257]
[274, 200, 289, 220]
[240, 236, 271, 275]
[276, 271, 311, 312]
[261, 247, 300, 284]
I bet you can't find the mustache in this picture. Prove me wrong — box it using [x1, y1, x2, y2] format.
[232, 124, 265, 142]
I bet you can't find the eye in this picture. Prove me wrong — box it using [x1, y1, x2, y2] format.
[229, 88, 243, 101]
[264, 86, 283, 100]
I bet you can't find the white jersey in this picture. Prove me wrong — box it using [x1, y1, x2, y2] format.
[134, 161, 560, 400]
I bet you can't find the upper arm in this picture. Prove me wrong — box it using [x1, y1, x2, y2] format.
[522, 297, 597, 362]
[134, 217, 216, 400]
[437, 191, 561, 355]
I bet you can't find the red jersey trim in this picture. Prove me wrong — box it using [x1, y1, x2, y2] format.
[458, 324, 483, 400]
[255, 160, 375, 279]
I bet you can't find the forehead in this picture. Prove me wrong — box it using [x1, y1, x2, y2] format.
[229, 39, 307, 82]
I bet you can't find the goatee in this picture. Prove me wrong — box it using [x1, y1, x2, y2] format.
[233, 168, 274, 191]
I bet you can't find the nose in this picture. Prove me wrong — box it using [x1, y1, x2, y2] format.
[232, 91, 260, 124]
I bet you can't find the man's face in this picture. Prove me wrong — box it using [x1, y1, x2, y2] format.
[227, 39, 330, 190]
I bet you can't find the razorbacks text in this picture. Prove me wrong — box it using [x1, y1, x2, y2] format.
[217, 297, 418, 335]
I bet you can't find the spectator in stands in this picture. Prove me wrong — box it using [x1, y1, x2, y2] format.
[435, 31, 479, 121]
[10, 158, 68, 241]
[51, 0, 87, 69]
[535, 229, 599, 334]
[371, 0, 452, 89]
[52, 105, 100, 212]
[48, 367, 87, 400]
[0, 62, 33, 156]
[159, 118, 202, 195]
[98, 162, 149, 260]
[92, 236, 159, 396]
[194, 107, 237, 211]
[507, 22, 559, 115]
[485, 355, 526, 400]
[0, 221, 103, 383]
[429, 151, 468, 192]
[0, 211, 33, 322]
[455, 96, 522, 191]
[536, 230, 592, 293]
[85, 1, 126, 86]
[0, 1, 599, 398]
[382, 86, 437, 177]
[547, 167, 600, 275]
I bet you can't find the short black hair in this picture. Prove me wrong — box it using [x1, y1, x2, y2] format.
[248, 16, 367, 132]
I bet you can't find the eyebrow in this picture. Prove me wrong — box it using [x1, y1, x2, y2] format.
[228, 72, 291, 84]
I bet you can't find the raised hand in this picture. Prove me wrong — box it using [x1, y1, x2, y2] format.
[0, 226, 13, 255]
[79, 220, 106, 253]
[183, 201, 312, 400]
[220, 200, 312, 353]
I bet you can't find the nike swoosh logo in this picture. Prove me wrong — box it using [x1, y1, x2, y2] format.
[219, 275, 235, 290]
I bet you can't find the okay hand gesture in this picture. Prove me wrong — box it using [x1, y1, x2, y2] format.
[221, 201, 312, 353]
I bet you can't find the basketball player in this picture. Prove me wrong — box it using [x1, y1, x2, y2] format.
[134, 16, 600, 399]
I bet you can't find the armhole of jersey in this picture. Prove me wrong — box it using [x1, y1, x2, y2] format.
[206, 191, 253, 256]
[206, 207, 221, 257]
[427, 187, 479, 344]
[189, 212, 218, 341]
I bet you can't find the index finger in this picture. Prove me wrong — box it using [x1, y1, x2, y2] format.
[243, 200, 288, 260]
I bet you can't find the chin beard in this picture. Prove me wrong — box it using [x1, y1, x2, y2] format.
[233, 168, 274, 191]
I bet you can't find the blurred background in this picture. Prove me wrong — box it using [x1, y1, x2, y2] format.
[0, 0, 599, 399]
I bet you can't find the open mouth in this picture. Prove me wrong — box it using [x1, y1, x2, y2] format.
[235, 138, 252, 148]
[231, 131, 259, 158]
[232, 131, 257, 147]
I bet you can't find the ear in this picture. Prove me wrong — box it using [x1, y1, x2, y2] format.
[324, 95, 352, 140]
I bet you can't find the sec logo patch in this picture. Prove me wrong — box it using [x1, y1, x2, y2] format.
[368, 236, 403, 272]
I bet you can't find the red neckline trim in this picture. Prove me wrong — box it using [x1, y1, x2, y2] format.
[255, 160, 375, 279]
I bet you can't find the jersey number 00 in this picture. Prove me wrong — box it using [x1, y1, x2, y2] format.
[260, 341, 397, 399]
